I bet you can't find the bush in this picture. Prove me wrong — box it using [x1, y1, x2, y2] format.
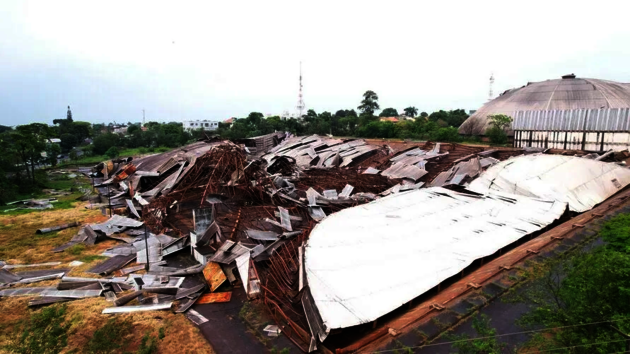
[486, 126, 508, 145]
[5, 304, 71, 354]
[105, 147, 119, 159]
[156, 147, 169, 153]
[138, 147, 148, 154]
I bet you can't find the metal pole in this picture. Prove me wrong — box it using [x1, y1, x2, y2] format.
[144, 224, 150, 271]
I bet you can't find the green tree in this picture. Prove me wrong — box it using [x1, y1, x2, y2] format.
[449, 314, 506, 354]
[105, 146, 120, 158]
[358, 90, 380, 116]
[487, 114, 512, 131]
[420, 112, 428, 118]
[486, 114, 512, 145]
[66, 105, 73, 122]
[246, 112, 264, 126]
[379, 107, 399, 117]
[404, 106, 418, 117]
[46, 143, 61, 167]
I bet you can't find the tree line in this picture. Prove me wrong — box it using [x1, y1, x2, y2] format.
[217, 90, 472, 142]
[0, 108, 203, 204]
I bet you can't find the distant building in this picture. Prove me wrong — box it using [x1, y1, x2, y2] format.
[113, 126, 127, 134]
[379, 117, 400, 123]
[183, 120, 221, 131]
[48, 138, 61, 144]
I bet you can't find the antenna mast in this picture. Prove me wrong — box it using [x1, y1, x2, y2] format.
[489, 72, 495, 101]
[143, 109, 145, 126]
[296, 62, 305, 119]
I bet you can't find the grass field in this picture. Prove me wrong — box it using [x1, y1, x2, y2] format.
[58, 147, 172, 167]
[0, 172, 214, 353]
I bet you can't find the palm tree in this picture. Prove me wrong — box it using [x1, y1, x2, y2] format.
[404, 106, 418, 117]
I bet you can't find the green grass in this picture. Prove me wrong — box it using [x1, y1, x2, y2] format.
[57, 147, 174, 167]
[79, 255, 107, 263]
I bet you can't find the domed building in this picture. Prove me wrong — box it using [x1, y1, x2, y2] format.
[458, 74, 630, 151]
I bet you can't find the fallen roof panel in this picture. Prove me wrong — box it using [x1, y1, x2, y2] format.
[87, 254, 136, 275]
[468, 154, 630, 212]
[102, 302, 173, 314]
[305, 187, 566, 333]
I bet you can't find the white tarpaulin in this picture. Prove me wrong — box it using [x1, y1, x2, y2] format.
[305, 187, 566, 334]
[468, 154, 630, 212]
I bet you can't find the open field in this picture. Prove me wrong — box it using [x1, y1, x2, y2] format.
[0, 173, 214, 353]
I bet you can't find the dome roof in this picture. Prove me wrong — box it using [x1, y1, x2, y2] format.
[459, 75, 630, 135]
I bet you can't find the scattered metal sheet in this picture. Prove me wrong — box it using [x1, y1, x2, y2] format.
[40, 289, 102, 298]
[339, 184, 354, 198]
[3, 262, 61, 269]
[90, 215, 143, 236]
[28, 297, 74, 307]
[308, 206, 326, 222]
[306, 188, 322, 206]
[87, 254, 136, 275]
[363, 167, 380, 174]
[119, 265, 146, 276]
[480, 157, 500, 168]
[68, 261, 84, 267]
[134, 235, 162, 264]
[203, 262, 227, 292]
[174, 291, 203, 313]
[0, 287, 57, 297]
[162, 236, 188, 257]
[102, 302, 172, 314]
[18, 272, 66, 284]
[114, 290, 142, 306]
[323, 190, 338, 200]
[273, 212, 302, 221]
[126, 199, 141, 218]
[134, 192, 149, 206]
[102, 244, 137, 257]
[36, 221, 80, 234]
[175, 284, 206, 300]
[186, 309, 209, 325]
[0, 269, 21, 284]
[207, 241, 250, 264]
[278, 206, 293, 231]
[263, 218, 285, 229]
[84, 225, 98, 246]
[195, 292, 232, 304]
[246, 229, 279, 241]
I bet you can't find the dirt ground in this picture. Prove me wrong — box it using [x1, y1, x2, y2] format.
[0, 177, 215, 353]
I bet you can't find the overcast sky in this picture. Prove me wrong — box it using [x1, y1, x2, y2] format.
[1, 1, 630, 126]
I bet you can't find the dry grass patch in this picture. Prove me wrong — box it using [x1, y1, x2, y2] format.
[0, 201, 214, 353]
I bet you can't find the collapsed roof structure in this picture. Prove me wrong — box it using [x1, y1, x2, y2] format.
[8, 134, 630, 353]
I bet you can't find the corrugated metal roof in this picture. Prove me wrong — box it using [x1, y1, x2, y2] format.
[512, 108, 630, 131]
[305, 186, 566, 332]
[468, 154, 630, 212]
[459, 77, 630, 135]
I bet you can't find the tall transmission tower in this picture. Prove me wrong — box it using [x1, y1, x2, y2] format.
[296, 62, 305, 119]
[142, 109, 146, 126]
[489, 72, 495, 101]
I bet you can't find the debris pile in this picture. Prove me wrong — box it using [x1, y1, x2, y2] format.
[7, 135, 630, 352]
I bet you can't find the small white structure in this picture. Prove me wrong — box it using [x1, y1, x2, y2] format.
[183, 120, 220, 131]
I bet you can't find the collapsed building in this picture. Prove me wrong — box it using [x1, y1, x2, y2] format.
[4, 134, 630, 352]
